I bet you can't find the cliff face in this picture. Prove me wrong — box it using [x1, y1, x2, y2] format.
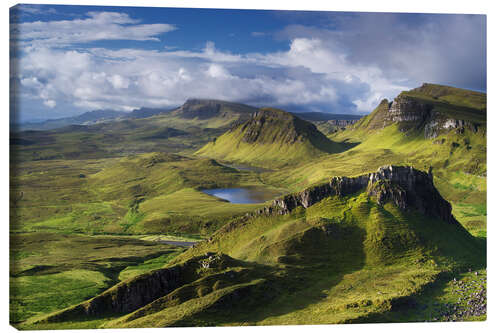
[363, 84, 485, 139]
[38, 254, 229, 323]
[385, 95, 480, 138]
[258, 165, 457, 225]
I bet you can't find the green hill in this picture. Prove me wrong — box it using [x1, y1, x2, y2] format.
[347, 83, 486, 134]
[11, 99, 259, 162]
[196, 108, 346, 168]
[261, 84, 486, 237]
[27, 166, 484, 328]
[10, 84, 487, 328]
[266, 83, 486, 191]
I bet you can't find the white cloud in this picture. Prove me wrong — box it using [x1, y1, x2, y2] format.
[107, 74, 130, 89]
[206, 64, 232, 79]
[43, 99, 56, 108]
[11, 11, 176, 48]
[15, 37, 400, 117]
[13, 10, 429, 120]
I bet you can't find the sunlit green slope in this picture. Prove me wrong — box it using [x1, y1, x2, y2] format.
[196, 108, 347, 168]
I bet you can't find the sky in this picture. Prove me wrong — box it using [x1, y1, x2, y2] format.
[9, 4, 486, 122]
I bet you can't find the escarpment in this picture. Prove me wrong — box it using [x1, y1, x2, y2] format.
[362, 84, 486, 138]
[35, 253, 231, 323]
[386, 95, 481, 138]
[255, 165, 457, 225]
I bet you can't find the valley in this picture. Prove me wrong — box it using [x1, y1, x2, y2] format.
[10, 83, 487, 328]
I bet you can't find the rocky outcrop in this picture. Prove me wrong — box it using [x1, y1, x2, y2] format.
[366, 85, 485, 139]
[257, 165, 458, 225]
[385, 96, 433, 125]
[37, 253, 227, 323]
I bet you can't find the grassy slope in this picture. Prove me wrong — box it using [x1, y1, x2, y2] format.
[10, 107, 247, 162]
[10, 86, 487, 328]
[196, 108, 347, 169]
[10, 232, 182, 324]
[29, 190, 484, 328]
[11, 152, 285, 237]
[196, 127, 338, 168]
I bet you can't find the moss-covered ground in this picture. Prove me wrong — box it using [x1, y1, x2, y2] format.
[10, 85, 487, 328]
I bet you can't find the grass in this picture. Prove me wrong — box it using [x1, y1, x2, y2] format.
[10, 152, 286, 236]
[31, 188, 484, 328]
[9, 232, 184, 325]
[118, 251, 184, 281]
[10, 84, 487, 328]
[10, 270, 112, 323]
[196, 108, 349, 168]
[356, 269, 487, 323]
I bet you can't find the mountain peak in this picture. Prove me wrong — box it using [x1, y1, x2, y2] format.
[196, 107, 344, 167]
[237, 108, 331, 147]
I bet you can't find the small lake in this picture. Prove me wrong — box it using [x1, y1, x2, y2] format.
[201, 187, 279, 204]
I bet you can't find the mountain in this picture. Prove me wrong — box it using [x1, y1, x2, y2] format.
[15, 110, 128, 131]
[125, 107, 176, 119]
[14, 107, 178, 131]
[196, 107, 346, 168]
[170, 98, 257, 122]
[291, 112, 363, 135]
[32, 166, 484, 327]
[292, 111, 363, 122]
[351, 83, 486, 136]
[328, 83, 486, 175]
[10, 100, 262, 161]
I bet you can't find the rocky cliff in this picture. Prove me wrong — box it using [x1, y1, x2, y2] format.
[36, 253, 232, 323]
[361, 83, 485, 139]
[256, 165, 457, 225]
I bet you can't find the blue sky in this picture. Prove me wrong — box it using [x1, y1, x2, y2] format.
[10, 4, 486, 122]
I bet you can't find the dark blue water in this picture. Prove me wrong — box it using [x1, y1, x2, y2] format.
[201, 187, 277, 204]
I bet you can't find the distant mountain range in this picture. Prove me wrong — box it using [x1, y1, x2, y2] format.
[14, 107, 176, 131]
[13, 100, 363, 132]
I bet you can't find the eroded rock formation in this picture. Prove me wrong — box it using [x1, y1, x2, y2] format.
[257, 165, 457, 225]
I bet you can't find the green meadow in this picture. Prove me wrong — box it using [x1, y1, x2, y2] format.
[10, 84, 486, 328]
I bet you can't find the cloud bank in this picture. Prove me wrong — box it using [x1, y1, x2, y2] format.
[10, 8, 486, 121]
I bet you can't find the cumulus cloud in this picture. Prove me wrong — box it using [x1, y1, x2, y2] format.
[16, 38, 383, 116]
[276, 13, 486, 92]
[11, 11, 176, 48]
[11, 10, 486, 121]
[13, 37, 410, 118]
